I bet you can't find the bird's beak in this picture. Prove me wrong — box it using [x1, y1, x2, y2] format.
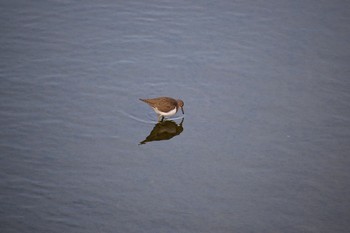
[181, 107, 184, 114]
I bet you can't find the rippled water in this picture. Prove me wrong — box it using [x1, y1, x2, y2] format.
[1, 1, 350, 232]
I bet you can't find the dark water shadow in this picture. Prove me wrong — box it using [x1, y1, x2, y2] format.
[139, 118, 184, 145]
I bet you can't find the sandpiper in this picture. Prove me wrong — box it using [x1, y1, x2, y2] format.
[139, 97, 184, 122]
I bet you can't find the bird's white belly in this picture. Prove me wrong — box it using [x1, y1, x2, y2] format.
[153, 107, 177, 116]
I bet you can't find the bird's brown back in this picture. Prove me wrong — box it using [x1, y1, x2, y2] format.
[140, 97, 179, 113]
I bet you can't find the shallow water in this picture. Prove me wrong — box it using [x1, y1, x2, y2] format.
[1, 0, 350, 232]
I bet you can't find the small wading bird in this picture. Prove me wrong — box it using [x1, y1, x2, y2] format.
[139, 97, 184, 122]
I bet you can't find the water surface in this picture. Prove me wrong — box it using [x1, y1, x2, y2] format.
[1, 0, 350, 232]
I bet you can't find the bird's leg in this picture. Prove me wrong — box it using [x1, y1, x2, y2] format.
[158, 115, 164, 122]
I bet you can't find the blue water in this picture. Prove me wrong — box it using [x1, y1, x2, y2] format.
[1, 0, 350, 232]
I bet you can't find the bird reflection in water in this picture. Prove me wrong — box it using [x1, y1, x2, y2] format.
[139, 118, 184, 145]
